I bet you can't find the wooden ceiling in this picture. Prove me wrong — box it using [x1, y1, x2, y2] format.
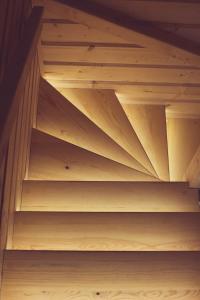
[34, 0, 200, 117]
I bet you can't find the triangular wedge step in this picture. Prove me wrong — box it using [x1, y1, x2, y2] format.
[167, 117, 200, 181]
[21, 181, 199, 212]
[37, 79, 149, 173]
[59, 88, 156, 176]
[2, 251, 200, 299]
[28, 129, 156, 181]
[11, 211, 200, 251]
[122, 104, 169, 181]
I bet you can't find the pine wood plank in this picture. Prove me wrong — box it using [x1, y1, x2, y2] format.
[2, 251, 200, 300]
[122, 104, 169, 180]
[12, 212, 200, 251]
[21, 181, 199, 212]
[43, 64, 200, 84]
[28, 129, 156, 181]
[2, 251, 200, 299]
[35, 0, 200, 59]
[167, 118, 200, 181]
[42, 45, 200, 67]
[186, 145, 200, 187]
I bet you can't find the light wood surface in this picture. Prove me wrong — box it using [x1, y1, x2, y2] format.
[43, 44, 200, 66]
[2, 251, 200, 300]
[37, 79, 149, 172]
[122, 104, 169, 180]
[33, 0, 200, 120]
[43, 65, 200, 84]
[28, 129, 156, 181]
[34, 0, 200, 57]
[0, 0, 33, 286]
[21, 181, 200, 212]
[186, 145, 200, 187]
[60, 88, 155, 175]
[167, 118, 200, 181]
[35, 0, 200, 117]
[12, 212, 200, 251]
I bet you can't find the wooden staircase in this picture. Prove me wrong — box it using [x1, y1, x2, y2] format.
[1, 78, 200, 300]
[1, 1, 200, 299]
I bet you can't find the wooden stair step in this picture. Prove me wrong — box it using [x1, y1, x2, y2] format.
[167, 118, 200, 181]
[60, 88, 156, 176]
[122, 104, 169, 181]
[37, 79, 148, 173]
[2, 250, 200, 300]
[21, 181, 199, 212]
[28, 128, 156, 181]
[11, 212, 200, 251]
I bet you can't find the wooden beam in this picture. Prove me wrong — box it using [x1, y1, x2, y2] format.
[2, 251, 200, 299]
[21, 181, 200, 212]
[51, 0, 200, 59]
[12, 212, 200, 250]
[0, 6, 43, 163]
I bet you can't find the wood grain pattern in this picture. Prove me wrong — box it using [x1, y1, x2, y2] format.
[44, 64, 200, 84]
[2, 251, 200, 300]
[33, 0, 200, 58]
[186, 145, 200, 187]
[122, 104, 169, 180]
[42, 22, 134, 44]
[167, 118, 200, 181]
[12, 212, 200, 251]
[21, 181, 200, 212]
[60, 88, 155, 175]
[42, 44, 200, 67]
[28, 129, 156, 181]
[0, 0, 40, 287]
[37, 79, 149, 172]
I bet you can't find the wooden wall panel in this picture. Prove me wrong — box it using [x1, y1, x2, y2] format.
[0, 1, 42, 289]
[2, 52, 41, 250]
[0, 0, 33, 287]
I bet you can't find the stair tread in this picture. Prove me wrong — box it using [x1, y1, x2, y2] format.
[61, 88, 156, 176]
[37, 79, 151, 173]
[28, 128, 157, 181]
[11, 212, 200, 251]
[122, 104, 169, 181]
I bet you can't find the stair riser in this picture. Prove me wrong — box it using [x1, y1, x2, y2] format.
[21, 181, 200, 212]
[12, 212, 200, 251]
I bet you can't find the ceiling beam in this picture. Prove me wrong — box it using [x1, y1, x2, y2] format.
[54, 0, 200, 60]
